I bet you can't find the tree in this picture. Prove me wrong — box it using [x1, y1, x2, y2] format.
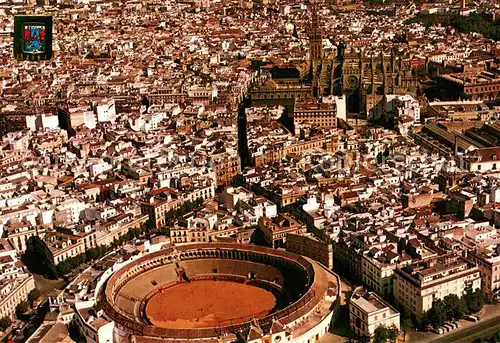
[443, 294, 467, 320]
[68, 321, 86, 342]
[464, 289, 485, 314]
[57, 249, 99, 277]
[250, 60, 264, 72]
[386, 326, 399, 342]
[22, 236, 57, 279]
[16, 300, 29, 319]
[232, 174, 245, 187]
[489, 331, 500, 343]
[145, 219, 154, 229]
[85, 248, 98, 260]
[28, 289, 41, 303]
[401, 318, 412, 341]
[0, 317, 11, 331]
[411, 312, 423, 330]
[56, 260, 72, 276]
[373, 326, 389, 343]
[129, 228, 141, 239]
[362, 129, 372, 139]
[95, 245, 108, 258]
[426, 300, 446, 328]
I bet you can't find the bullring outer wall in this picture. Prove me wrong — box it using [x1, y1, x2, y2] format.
[101, 243, 329, 339]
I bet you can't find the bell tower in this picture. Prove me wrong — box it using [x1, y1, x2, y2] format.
[308, 4, 323, 61]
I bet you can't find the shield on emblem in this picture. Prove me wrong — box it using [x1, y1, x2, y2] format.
[22, 24, 46, 54]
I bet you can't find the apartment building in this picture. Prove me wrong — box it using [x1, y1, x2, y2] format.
[0, 241, 35, 319]
[293, 98, 337, 129]
[75, 301, 114, 343]
[47, 230, 97, 265]
[361, 251, 413, 297]
[220, 187, 277, 226]
[258, 214, 306, 248]
[141, 197, 180, 229]
[333, 236, 364, 283]
[286, 233, 333, 269]
[95, 214, 149, 247]
[212, 153, 240, 187]
[439, 72, 500, 101]
[468, 250, 500, 298]
[5, 222, 41, 253]
[0, 275, 35, 319]
[361, 239, 438, 297]
[170, 213, 243, 244]
[393, 254, 481, 316]
[349, 287, 400, 338]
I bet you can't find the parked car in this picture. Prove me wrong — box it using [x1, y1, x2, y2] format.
[432, 327, 445, 335]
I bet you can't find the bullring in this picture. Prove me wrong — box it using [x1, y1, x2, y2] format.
[100, 243, 340, 343]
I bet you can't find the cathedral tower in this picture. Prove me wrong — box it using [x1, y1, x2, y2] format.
[308, 4, 323, 61]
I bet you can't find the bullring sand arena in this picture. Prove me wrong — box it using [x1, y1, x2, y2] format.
[102, 243, 340, 342]
[145, 280, 277, 328]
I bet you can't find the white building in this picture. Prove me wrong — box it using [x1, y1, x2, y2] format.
[75, 301, 115, 343]
[96, 99, 116, 123]
[220, 187, 277, 226]
[370, 94, 420, 135]
[84, 111, 97, 129]
[350, 287, 400, 338]
[394, 254, 481, 316]
[0, 241, 35, 319]
[26, 113, 60, 131]
[335, 95, 347, 121]
[55, 199, 86, 224]
[391, 95, 420, 123]
[84, 206, 117, 221]
[89, 161, 113, 177]
[0, 275, 35, 319]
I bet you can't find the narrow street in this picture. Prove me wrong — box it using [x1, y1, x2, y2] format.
[237, 94, 252, 169]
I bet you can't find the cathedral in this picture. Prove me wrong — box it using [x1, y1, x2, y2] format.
[307, 5, 419, 114]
